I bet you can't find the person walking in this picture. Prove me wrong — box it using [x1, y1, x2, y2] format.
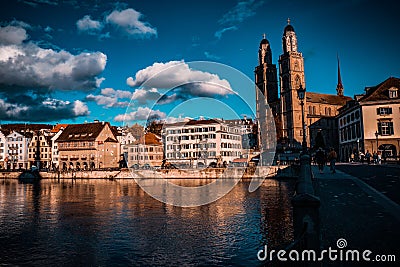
[315, 147, 326, 174]
[373, 151, 378, 164]
[359, 152, 365, 163]
[365, 150, 372, 165]
[328, 148, 337, 174]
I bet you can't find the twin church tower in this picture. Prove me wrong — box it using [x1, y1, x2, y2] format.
[255, 19, 349, 148]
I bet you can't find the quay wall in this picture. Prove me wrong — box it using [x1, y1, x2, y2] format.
[0, 165, 290, 179]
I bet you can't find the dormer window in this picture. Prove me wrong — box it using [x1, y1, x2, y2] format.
[389, 87, 398, 98]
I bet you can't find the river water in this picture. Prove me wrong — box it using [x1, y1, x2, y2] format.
[0, 178, 294, 266]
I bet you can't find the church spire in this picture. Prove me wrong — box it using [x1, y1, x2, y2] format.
[336, 54, 344, 96]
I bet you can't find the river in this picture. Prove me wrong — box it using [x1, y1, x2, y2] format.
[0, 178, 294, 266]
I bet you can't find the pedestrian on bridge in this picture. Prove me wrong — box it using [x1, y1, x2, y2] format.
[365, 150, 372, 165]
[328, 148, 337, 174]
[316, 147, 326, 174]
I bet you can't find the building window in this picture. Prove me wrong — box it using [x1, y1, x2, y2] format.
[389, 88, 398, 98]
[376, 107, 392, 115]
[355, 110, 360, 119]
[378, 121, 394, 136]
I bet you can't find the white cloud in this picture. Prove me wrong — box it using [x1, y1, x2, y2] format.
[106, 8, 157, 38]
[0, 25, 107, 92]
[218, 0, 264, 25]
[86, 94, 129, 108]
[85, 87, 132, 108]
[73, 100, 89, 116]
[126, 60, 234, 99]
[114, 107, 166, 122]
[214, 26, 238, 39]
[95, 77, 106, 87]
[131, 88, 162, 104]
[0, 25, 28, 45]
[204, 51, 221, 60]
[162, 116, 191, 124]
[101, 87, 132, 98]
[215, 0, 264, 40]
[76, 15, 103, 33]
[44, 26, 53, 32]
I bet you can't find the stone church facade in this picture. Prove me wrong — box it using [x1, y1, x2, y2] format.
[255, 19, 351, 151]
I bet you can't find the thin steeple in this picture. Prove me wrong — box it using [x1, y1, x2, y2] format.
[336, 54, 344, 96]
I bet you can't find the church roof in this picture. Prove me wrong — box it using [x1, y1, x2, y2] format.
[306, 92, 352, 105]
[260, 38, 269, 45]
[284, 24, 295, 33]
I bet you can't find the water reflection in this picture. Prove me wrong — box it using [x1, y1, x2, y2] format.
[0, 178, 294, 266]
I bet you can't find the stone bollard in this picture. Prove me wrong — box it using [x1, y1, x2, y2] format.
[291, 153, 321, 252]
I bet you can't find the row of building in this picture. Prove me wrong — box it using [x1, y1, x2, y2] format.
[0, 117, 257, 170]
[0, 121, 136, 170]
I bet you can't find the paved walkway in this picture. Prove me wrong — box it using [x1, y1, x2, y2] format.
[311, 165, 400, 260]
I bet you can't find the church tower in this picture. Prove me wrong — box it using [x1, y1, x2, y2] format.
[255, 34, 279, 163]
[336, 55, 344, 96]
[278, 19, 306, 145]
[255, 34, 279, 108]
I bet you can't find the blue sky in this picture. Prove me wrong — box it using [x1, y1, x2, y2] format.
[0, 0, 399, 126]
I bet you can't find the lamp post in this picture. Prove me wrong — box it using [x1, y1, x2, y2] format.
[357, 138, 360, 161]
[375, 131, 379, 153]
[297, 84, 307, 153]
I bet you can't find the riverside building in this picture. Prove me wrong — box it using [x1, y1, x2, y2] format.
[162, 119, 243, 168]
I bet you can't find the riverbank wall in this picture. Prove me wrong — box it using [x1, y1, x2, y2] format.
[0, 165, 292, 179]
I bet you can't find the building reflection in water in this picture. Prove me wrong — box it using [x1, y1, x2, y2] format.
[0, 178, 294, 266]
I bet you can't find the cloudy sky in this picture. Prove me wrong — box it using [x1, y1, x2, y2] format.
[0, 0, 399, 125]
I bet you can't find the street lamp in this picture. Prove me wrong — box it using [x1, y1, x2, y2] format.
[375, 131, 379, 153]
[297, 84, 307, 152]
[357, 138, 360, 161]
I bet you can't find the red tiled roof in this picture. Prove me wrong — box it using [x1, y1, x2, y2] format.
[134, 132, 162, 145]
[306, 92, 352, 105]
[51, 124, 68, 133]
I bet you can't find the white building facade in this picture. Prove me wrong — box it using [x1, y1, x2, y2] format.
[163, 119, 243, 168]
[6, 131, 31, 169]
[338, 77, 400, 161]
[0, 130, 6, 169]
